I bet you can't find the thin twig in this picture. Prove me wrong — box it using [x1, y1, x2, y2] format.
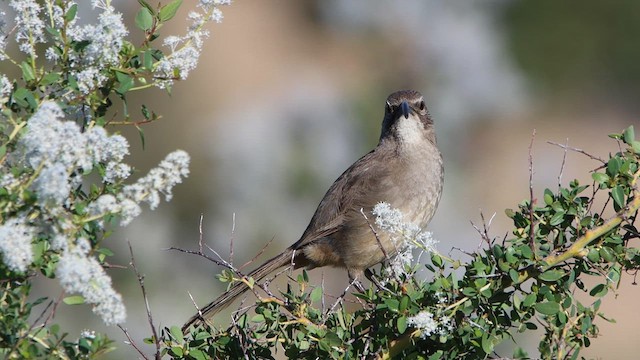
[166, 246, 230, 268]
[547, 141, 606, 164]
[557, 138, 569, 190]
[127, 241, 161, 360]
[118, 324, 150, 360]
[198, 213, 205, 253]
[470, 210, 496, 249]
[237, 236, 275, 271]
[230, 213, 236, 265]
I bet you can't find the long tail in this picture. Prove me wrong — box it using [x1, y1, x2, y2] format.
[182, 248, 298, 333]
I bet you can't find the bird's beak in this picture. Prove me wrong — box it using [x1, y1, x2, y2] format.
[400, 101, 410, 119]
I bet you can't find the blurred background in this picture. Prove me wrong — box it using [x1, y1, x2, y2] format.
[14, 0, 640, 358]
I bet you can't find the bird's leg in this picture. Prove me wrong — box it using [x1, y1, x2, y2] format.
[348, 268, 366, 293]
[364, 268, 387, 291]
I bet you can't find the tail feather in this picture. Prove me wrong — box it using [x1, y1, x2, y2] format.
[182, 248, 297, 333]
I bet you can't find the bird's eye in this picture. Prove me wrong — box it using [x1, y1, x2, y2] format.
[385, 101, 392, 112]
[419, 101, 425, 111]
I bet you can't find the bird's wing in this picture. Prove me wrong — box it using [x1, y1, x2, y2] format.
[292, 147, 392, 248]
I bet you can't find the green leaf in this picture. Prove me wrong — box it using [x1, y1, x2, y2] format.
[611, 186, 625, 208]
[310, 286, 322, 303]
[607, 157, 621, 176]
[137, 0, 155, 14]
[63, 295, 85, 305]
[20, 61, 36, 82]
[136, 124, 146, 149]
[481, 333, 495, 354]
[189, 349, 207, 360]
[623, 125, 635, 144]
[549, 211, 565, 226]
[589, 283, 608, 297]
[169, 325, 184, 342]
[0, 145, 6, 159]
[543, 189, 554, 206]
[587, 248, 600, 262]
[599, 247, 615, 263]
[632, 140, 640, 154]
[135, 8, 154, 31]
[591, 172, 609, 185]
[431, 253, 443, 268]
[539, 269, 564, 282]
[115, 71, 134, 95]
[535, 301, 560, 315]
[397, 316, 407, 334]
[384, 298, 399, 312]
[65, 4, 78, 22]
[159, 0, 183, 22]
[399, 295, 409, 312]
[143, 51, 154, 70]
[41, 72, 61, 86]
[509, 268, 519, 283]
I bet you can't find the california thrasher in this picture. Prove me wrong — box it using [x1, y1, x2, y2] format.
[183, 89, 444, 332]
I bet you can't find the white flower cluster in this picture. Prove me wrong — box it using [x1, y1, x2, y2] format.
[0, 101, 190, 324]
[9, 0, 45, 58]
[155, 0, 231, 88]
[0, 11, 7, 61]
[372, 202, 438, 281]
[64, 1, 128, 94]
[0, 75, 12, 102]
[407, 310, 454, 339]
[0, 217, 34, 273]
[56, 238, 126, 325]
[18, 101, 130, 200]
[88, 150, 190, 226]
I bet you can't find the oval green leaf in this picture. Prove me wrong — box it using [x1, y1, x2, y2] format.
[611, 186, 625, 208]
[535, 301, 560, 315]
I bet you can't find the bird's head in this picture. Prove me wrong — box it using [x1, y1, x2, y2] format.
[379, 90, 435, 146]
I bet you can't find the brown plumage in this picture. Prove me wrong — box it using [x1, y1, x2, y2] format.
[182, 90, 444, 333]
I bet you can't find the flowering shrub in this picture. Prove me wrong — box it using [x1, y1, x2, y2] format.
[0, 0, 228, 358]
[171, 129, 640, 359]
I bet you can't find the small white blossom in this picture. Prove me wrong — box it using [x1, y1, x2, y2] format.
[67, 8, 127, 66]
[382, 248, 413, 280]
[408, 311, 438, 338]
[85, 127, 129, 164]
[0, 173, 19, 189]
[372, 202, 438, 282]
[103, 162, 131, 183]
[0, 75, 12, 100]
[0, 218, 34, 273]
[73, 67, 108, 95]
[87, 194, 119, 216]
[45, 47, 61, 62]
[80, 329, 96, 339]
[34, 162, 71, 208]
[51, 234, 69, 251]
[163, 35, 182, 50]
[119, 199, 141, 226]
[20, 102, 90, 171]
[56, 239, 126, 325]
[373, 202, 404, 234]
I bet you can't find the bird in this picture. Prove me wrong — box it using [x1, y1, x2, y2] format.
[182, 89, 444, 333]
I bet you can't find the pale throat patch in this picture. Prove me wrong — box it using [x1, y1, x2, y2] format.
[396, 114, 425, 146]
